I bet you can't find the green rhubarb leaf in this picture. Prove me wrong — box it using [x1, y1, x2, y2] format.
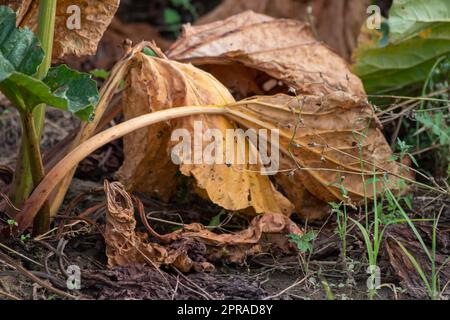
[43, 65, 99, 121]
[353, 0, 450, 93]
[0, 72, 68, 110]
[389, 0, 450, 43]
[0, 65, 99, 121]
[0, 6, 44, 81]
[0, 6, 98, 121]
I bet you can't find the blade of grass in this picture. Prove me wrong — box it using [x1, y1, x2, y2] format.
[350, 218, 375, 267]
[385, 188, 432, 262]
[394, 238, 432, 295]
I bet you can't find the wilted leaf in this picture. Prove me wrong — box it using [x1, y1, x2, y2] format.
[353, 0, 450, 93]
[195, 0, 371, 61]
[167, 11, 365, 97]
[117, 51, 293, 216]
[120, 32, 403, 220]
[117, 50, 404, 219]
[1, 0, 120, 59]
[227, 92, 405, 218]
[104, 181, 302, 271]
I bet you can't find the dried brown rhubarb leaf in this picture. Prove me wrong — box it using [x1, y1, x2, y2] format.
[105, 181, 302, 271]
[226, 92, 405, 219]
[117, 52, 293, 216]
[195, 0, 371, 61]
[167, 11, 365, 97]
[5, 0, 120, 59]
[104, 180, 213, 272]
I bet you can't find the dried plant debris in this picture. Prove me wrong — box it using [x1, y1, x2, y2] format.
[104, 181, 302, 272]
[167, 11, 365, 96]
[1, 0, 120, 59]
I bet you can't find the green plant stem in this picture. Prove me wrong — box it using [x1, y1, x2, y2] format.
[20, 114, 45, 193]
[35, 0, 57, 129]
[10, 0, 57, 209]
[10, 146, 32, 209]
[342, 204, 347, 263]
[20, 112, 51, 235]
[431, 213, 437, 300]
[430, 207, 444, 300]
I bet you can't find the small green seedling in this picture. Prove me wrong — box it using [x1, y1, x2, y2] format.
[20, 233, 30, 244]
[288, 230, 317, 254]
[208, 209, 227, 229]
[7, 219, 18, 227]
[163, 0, 198, 37]
[89, 69, 111, 80]
[330, 201, 348, 264]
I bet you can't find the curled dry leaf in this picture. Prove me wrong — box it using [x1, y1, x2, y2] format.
[196, 0, 371, 61]
[226, 92, 405, 219]
[105, 179, 158, 268]
[105, 180, 213, 272]
[1, 0, 120, 59]
[117, 51, 293, 216]
[104, 181, 302, 272]
[167, 11, 365, 97]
